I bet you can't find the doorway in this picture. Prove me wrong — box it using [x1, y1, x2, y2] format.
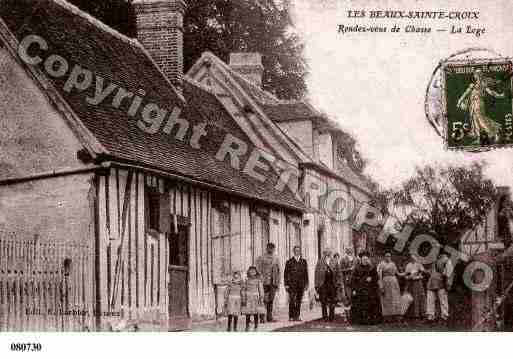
[168, 223, 189, 319]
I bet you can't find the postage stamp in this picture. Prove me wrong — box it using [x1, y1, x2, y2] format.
[441, 58, 513, 150]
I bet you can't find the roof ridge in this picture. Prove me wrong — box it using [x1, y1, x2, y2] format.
[230, 70, 281, 103]
[205, 52, 282, 104]
[212, 55, 318, 109]
[51, 0, 139, 47]
[183, 76, 216, 95]
[196, 51, 314, 164]
[201, 52, 326, 115]
[301, 99, 323, 115]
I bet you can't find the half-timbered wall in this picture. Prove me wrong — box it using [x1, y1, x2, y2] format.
[96, 167, 302, 325]
[303, 169, 354, 255]
[300, 168, 371, 291]
[193, 65, 302, 166]
[461, 188, 511, 256]
[189, 56, 375, 306]
[96, 168, 168, 329]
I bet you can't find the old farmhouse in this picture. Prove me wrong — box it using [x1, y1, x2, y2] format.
[0, 0, 375, 331]
[187, 51, 374, 302]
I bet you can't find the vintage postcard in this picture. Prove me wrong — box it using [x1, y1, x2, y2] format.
[2, 0, 513, 350]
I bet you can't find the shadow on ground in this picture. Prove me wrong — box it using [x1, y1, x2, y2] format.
[275, 315, 453, 332]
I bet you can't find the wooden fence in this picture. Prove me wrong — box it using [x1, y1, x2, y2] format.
[0, 230, 93, 331]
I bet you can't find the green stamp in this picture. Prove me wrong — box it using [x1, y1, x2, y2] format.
[442, 58, 513, 150]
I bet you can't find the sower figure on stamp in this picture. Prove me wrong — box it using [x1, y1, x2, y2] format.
[315, 248, 338, 322]
[284, 245, 309, 321]
[256, 243, 281, 323]
[457, 69, 505, 144]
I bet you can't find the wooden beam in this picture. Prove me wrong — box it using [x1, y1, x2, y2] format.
[105, 161, 306, 213]
[0, 165, 104, 186]
[93, 174, 102, 330]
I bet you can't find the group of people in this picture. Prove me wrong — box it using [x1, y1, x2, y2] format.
[224, 266, 265, 331]
[223, 242, 456, 331]
[377, 251, 454, 324]
[313, 249, 352, 322]
[315, 249, 455, 325]
[223, 243, 308, 331]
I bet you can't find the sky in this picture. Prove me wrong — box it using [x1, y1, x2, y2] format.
[292, 0, 513, 190]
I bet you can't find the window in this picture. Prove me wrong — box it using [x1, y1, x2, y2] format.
[145, 176, 170, 234]
[251, 208, 270, 263]
[286, 218, 301, 257]
[352, 230, 368, 256]
[146, 189, 161, 232]
[169, 223, 188, 267]
[212, 198, 231, 281]
[304, 192, 311, 208]
[331, 220, 338, 252]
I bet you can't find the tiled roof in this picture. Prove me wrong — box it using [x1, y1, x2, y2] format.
[227, 66, 324, 124]
[0, 0, 305, 211]
[260, 102, 320, 123]
[228, 66, 282, 105]
[219, 57, 373, 194]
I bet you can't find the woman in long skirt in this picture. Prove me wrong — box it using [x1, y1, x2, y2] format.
[377, 252, 403, 322]
[404, 254, 426, 319]
[350, 251, 381, 325]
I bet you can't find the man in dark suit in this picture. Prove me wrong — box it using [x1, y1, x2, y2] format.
[284, 245, 309, 321]
[315, 248, 337, 321]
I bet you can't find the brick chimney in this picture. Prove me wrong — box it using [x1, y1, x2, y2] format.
[133, 0, 186, 94]
[229, 53, 264, 87]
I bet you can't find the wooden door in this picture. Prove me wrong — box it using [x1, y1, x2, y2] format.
[168, 224, 189, 319]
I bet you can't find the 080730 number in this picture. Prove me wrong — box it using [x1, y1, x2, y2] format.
[10, 343, 42, 352]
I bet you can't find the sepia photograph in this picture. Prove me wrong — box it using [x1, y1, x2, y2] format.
[1, 1, 513, 353]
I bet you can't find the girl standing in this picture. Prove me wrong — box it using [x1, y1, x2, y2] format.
[241, 266, 264, 331]
[224, 271, 243, 331]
